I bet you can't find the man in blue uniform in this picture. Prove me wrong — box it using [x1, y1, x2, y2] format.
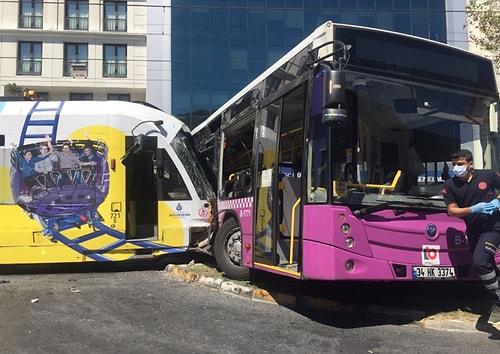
[443, 149, 500, 325]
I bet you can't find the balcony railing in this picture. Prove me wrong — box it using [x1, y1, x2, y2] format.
[18, 15, 43, 29]
[103, 62, 127, 77]
[103, 18, 127, 32]
[65, 17, 89, 30]
[17, 60, 42, 75]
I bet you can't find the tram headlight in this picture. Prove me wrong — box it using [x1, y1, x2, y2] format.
[341, 223, 350, 234]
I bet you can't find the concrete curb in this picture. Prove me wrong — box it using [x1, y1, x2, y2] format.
[163, 264, 480, 333]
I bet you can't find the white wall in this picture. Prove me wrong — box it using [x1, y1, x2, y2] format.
[146, 0, 172, 113]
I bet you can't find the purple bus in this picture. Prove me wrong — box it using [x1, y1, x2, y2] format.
[192, 22, 500, 281]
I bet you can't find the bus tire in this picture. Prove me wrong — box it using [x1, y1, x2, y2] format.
[214, 218, 250, 280]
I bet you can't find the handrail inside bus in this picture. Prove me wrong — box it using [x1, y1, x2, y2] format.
[347, 170, 402, 194]
[333, 170, 403, 197]
[289, 197, 301, 265]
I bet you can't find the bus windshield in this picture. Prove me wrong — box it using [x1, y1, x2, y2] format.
[306, 26, 499, 212]
[310, 79, 497, 210]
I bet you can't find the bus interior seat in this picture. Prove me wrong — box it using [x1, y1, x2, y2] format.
[221, 169, 252, 199]
[311, 188, 327, 202]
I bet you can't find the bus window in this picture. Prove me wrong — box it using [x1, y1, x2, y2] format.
[156, 148, 190, 200]
[307, 99, 329, 203]
[220, 110, 256, 199]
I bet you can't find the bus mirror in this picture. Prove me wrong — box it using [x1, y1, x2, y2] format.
[323, 107, 347, 125]
[323, 70, 346, 109]
[322, 70, 347, 126]
[489, 102, 498, 133]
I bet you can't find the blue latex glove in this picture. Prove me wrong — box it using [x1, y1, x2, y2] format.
[484, 199, 500, 215]
[471, 202, 489, 214]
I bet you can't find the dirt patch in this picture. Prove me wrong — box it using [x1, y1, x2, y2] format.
[425, 309, 479, 323]
[165, 261, 254, 287]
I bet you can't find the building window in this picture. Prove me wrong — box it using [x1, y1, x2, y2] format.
[70, 93, 93, 100]
[64, 43, 88, 77]
[104, 1, 127, 32]
[65, 0, 89, 30]
[103, 45, 127, 78]
[18, 0, 43, 29]
[17, 42, 42, 76]
[107, 93, 130, 101]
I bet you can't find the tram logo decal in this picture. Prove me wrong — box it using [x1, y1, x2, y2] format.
[10, 138, 110, 235]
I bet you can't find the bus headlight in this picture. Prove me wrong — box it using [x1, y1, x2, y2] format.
[345, 260, 354, 271]
[341, 223, 350, 234]
[345, 237, 354, 248]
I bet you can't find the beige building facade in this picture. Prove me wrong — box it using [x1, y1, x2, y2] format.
[0, 0, 147, 101]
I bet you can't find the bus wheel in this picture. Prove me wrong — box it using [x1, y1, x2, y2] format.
[214, 218, 250, 280]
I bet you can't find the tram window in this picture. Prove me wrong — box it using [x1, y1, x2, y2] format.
[156, 149, 191, 200]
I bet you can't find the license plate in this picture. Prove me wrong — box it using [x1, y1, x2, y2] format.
[412, 266, 456, 279]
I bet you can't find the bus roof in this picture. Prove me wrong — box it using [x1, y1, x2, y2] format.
[192, 21, 498, 135]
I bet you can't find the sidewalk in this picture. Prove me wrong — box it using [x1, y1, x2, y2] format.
[163, 263, 486, 334]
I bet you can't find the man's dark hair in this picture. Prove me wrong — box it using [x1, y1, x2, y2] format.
[451, 149, 473, 162]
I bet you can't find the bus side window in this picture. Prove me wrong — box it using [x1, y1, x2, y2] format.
[156, 149, 191, 200]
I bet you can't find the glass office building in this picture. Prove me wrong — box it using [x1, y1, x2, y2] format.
[147, 0, 468, 127]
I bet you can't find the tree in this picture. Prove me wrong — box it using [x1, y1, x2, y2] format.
[5, 83, 24, 96]
[466, 0, 500, 70]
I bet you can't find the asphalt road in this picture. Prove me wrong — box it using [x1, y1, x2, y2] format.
[0, 255, 499, 353]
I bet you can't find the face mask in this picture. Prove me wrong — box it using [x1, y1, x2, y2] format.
[453, 164, 468, 178]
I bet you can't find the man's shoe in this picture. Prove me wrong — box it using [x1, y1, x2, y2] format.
[488, 305, 500, 325]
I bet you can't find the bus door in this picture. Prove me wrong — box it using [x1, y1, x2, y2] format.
[254, 100, 280, 265]
[123, 135, 158, 239]
[277, 86, 304, 270]
[254, 86, 304, 270]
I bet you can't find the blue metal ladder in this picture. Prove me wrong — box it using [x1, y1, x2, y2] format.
[18, 101, 64, 146]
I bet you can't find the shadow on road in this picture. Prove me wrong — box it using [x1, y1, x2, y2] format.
[0, 251, 212, 275]
[2, 251, 499, 338]
[247, 269, 500, 335]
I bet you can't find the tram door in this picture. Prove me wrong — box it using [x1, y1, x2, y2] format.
[124, 136, 158, 239]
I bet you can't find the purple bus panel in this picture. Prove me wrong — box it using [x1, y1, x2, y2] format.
[218, 197, 254, 267]
[301, 205, 474, 281]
